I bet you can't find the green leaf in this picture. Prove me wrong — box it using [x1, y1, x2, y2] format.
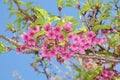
[58, 40, 66, 46]
[93, 24, 111, 32]
[33, 7, 50, 21]
[49, 16, 60, 22]
[34, 17, 45, 27]
[65, 3, 74, 7]
[9, 6, 16, 10]
[9, 11, 16, 18]
[34, 30, 46, 39]
[4, 0, 9, 4]
[75, 24, 87, 34]
[56, 0, 64, 6]
[0, 41, 6, 54]
[25, 2, 33, 9]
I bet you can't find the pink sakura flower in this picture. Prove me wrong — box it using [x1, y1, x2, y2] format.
[60, 51, 71, 60]
[33, 25, 39, 33]
[16, 48, 21, 53]
[79, 31, 85, 38]
[107, 71, 115, 78]
[49, 48, 58, 58]
[67, 32, 73, 40]
[54, 25, 62, 36]
[92, 37, 98, 45]
[43, 42, 48, 48]
[46, 30, 56, 40]
[102, 70, 109, 77]
[79, 38, 86, 46]
[84, 41, 91, 50]
[102, 29, 108, 35]
[21, 32, 29, 41]
[27, 39, 36, 46]
[28, 30, 35, 39]
[95, 76, 108, 80]
[78, 48, 85, 54]
[70, 43, 78, 51]
[64, 22, 72, 32]
[42, 49, 51, 60]
[43, 23, 52, 31]
[87, 31, 96, 38]
[58, 34, 64, 42]
[69, 50, 74, 56]
[72, 35, 80, 43]
[16, 45, 26, 53]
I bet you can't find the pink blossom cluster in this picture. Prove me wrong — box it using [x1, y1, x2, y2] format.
[17, 25, 40, 53]
[95, 69, 115, 80]
[18, 22, 107, 61]
[68, 30, 107, 54]
[41, 22, 107, 60]
[42, 22, 73, 60]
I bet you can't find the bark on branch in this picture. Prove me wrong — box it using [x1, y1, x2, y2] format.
[0, 34, 20, 47]
[75, 54, 120, 63]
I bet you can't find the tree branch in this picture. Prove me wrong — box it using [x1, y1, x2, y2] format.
[13, 0, 34, 21]
[0, 34, 20, 47]
[0, 34, 38, 51]
[75, 54, 120, 63]
[1, 34, 120, 62]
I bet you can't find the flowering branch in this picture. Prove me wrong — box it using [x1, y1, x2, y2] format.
[0, 34, 38, 51]
[75, 54, 120, 63]
[1, 33, 120, 63]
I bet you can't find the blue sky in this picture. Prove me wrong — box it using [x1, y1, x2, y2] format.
[0, 0, 120, 80]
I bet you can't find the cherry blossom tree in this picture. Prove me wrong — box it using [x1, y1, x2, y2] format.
[1, 0, 120, 80]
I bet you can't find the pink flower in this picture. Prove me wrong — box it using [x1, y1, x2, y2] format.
[107, 71, 115, 78]
[43, 23, 52, 31]
[102, 70, 108, 77]
[79, 48, 85, 54]
[27, 39, 36, 46]
[92, 38, 98, 44]
[102, 29, 108, 35]
[60, 51, 71, 60]
[21, 32, 29, 41]
[79, 38, 86, 46]
[87, 31, 96, 38]
[84, 42, 91, 50]
[33, 25, 39, 33]
[28, 30, 35, 39]
[16, 48, 21, 53]
[95, 76, 108, 80]
[43, 42, 48, 48]
[16, 45, 26, 53]
[72, 35, 80, 43]
[58, 34, 64, 42]
[79, 31, 85, 38]
[67, 32, 73, 40]
[70, 43, 78, 51]
[54, 25, 62, 36]
[42, 49, 50, 60]
[46, 30, 56, 40]
[50, 48, 58, 57]
[64, 22, 72, 32]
